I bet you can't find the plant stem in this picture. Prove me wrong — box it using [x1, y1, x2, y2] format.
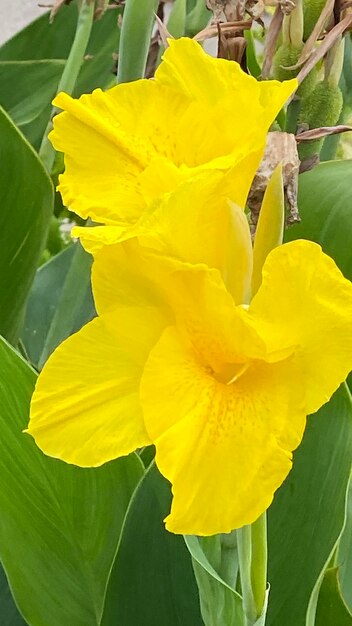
[117, 0, 159, 84]
[39, 0, 95, 172]
[250, 512, 267, 618]
[237, 524, 256, 626]
[237, 512, 268, 626]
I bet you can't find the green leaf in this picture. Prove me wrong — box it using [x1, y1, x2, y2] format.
[185, 0, 210, 37]
[0, 106, 53, 343]
[38, 242, 94, 369]
[101, 464, 203, 626]
[0, 60, 64, 126]
[285, 160, 352, 280]
[21, 244, 95, 369]
[185, 534, 243, 626]
[337, 481, 352, 612]
[0, 565, 27, 626]
[0, 6, 121, 95]
[315, 568, 352, 625]
[266, 385, 352, 626]
[0, 337, 144, 626]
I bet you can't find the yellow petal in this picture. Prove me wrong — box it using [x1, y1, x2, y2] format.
[249, 240, 352, 414]
[76, 171, 253, 302]
[91, 240, 167, 316]
[252, 164, 285, 296]
[27, 307, 166, 467]
[156, 38, 297, 112]
[50, 81, 189, 223]
[140, 326, 306, 535]
[91, 238, 265, 371]
[51, 39, 296, 227]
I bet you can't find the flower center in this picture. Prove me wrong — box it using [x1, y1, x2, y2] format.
[213, 362, 250, 385]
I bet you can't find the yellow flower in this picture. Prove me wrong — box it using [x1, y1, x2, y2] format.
[50, 37, 296, 229]
[27, 180, 352, 535]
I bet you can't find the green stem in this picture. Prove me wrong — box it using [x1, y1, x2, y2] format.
[237, 513, 268, 626]
[250, 512, 267, 618]
[117, 0, 159, 84]
[237, 525, 256, 626]
[39, 0, 95, 172]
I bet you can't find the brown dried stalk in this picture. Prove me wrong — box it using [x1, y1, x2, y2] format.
[296, 125, 352, 141]
[297, 13, 352, 83]
[262, 6, 283, 78]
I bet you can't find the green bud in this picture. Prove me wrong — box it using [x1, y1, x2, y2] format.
[303, 0, 327, 41]
[272, 43, 318, 98]
[298, 81, 343, 159]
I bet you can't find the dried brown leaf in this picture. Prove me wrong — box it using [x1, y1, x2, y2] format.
[296, 124, 352, 141]
[262, 6, 283, 78]
[297, 14, 352, 83]
[194, 20, 252, 41]
[285, 0, 334, 70]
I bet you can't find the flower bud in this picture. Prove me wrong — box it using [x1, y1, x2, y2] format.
[298, 81, 343, 159]
[273, 43, 317, 98]
[303, 0, 328, 41]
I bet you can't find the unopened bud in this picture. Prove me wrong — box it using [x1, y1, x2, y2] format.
[272, 43, 317, 98]
[282, 0, 304, 49]
[298, 80, 343, 159]
[303, 0, 328, 41]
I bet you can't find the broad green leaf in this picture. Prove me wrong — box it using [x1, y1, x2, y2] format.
[0, 106, 53, 343]
[266, 384, 352, 626]
[315, 568, 352, 625]
[0, 565, 27, 626]
[0, 337, 144, 626]
[101, 464, 203, 626]
[337, 481, 352, 612]
[21, 243, 95, 369]
[185, 534, 243, 626]
[285, 160, 352, 279]
[38, 243, 94, 369]
[0, 6, 121, 95]
[0, 60, 64, 126]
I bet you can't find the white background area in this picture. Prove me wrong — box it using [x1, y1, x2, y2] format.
[0, 0, 47, 46]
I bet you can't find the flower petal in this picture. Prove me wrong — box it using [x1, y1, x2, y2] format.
[140, 326, 306, 535]
[90, 239, 265, 369]
[156, 38, 297, 116]
[27, 307, 166, 467]
[51, 81, 189, 222]
[51, 39, 296, 228]
[249, 240, 352, 414]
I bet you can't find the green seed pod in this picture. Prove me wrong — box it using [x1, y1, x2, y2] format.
[272, 43, 317, 98]
[303, 0, 328, 41]
[298, 81, 343, 159]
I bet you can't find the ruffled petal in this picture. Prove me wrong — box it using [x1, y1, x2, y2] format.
[249, 239, 352, 414]
[140, 325, 305, 535]
[27, 306, 166, 466]
[51, 39, 296, 227]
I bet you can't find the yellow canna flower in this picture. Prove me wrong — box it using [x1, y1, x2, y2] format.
[49, 37, 296, 228]
[27, 179, 352, 535]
